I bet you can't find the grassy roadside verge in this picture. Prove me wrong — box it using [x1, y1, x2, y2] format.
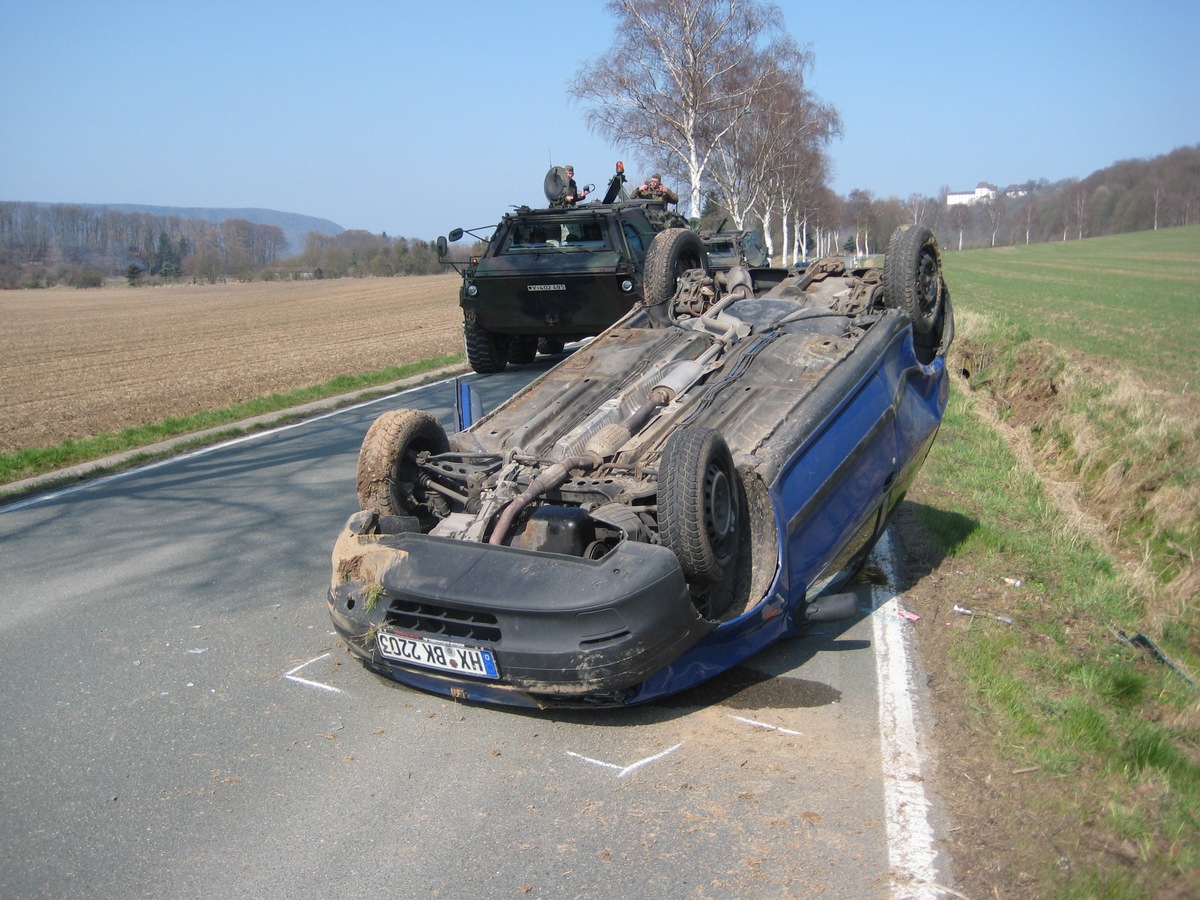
[0, 352, 464, 490]
[913, 379, 1198, 896]
[912, 230, 1200, 895]
[941, 232, 1198, 668]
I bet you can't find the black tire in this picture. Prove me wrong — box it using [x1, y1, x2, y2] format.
[536, 337, 565, 356]
[659, 426, 740, 585]
[883, 225, 944, 335]
[508, 334, 538, 365]
[356, 409, 451, 528]
[464, 319, 510, 374]
[643, 228, 706, 307]
[913, 275, 954, 364]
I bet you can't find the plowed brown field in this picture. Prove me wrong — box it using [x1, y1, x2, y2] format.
[0, 275, 464, 453]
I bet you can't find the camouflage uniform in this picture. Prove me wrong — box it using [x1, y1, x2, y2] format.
[630, 174, 679, 204]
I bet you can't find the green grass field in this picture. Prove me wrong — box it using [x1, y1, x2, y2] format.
[941, 224, 1200, 391]
[939, 226, 1199, 616]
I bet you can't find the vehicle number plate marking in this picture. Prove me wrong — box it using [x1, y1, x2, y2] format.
[527, 284, 566, 291]
[376, 631, 499, 679]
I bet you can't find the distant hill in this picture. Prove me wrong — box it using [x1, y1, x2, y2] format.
[932, 144, 1200, 249]
[67, 203, 344, 256]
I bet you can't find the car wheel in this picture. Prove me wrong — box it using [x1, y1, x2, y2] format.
[508, 335, 538, 365]
[883, 224, 944, 335]
[644, 228, 706, 307]
[464, 319, 510, 373]
[356, 409, 451, 528]
[913, 275, 954, 364]
[536, 337, 565, 356]
[659, 425, 740, 585]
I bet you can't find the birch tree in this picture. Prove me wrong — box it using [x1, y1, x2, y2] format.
[984, 195, 1006, 247]
[810, 187, 841, 259]
[772, 118, 838, 264]
[904, 193, 930, 227]
[846, 189, 874, 257]
[570, 0, 804, 219]
[705, 49, 825, 224]
[949, 204, 971, 251]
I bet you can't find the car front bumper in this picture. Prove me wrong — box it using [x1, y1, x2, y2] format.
[328, 516, 713, 707]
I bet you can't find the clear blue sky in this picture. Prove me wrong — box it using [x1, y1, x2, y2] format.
[2, 0, 1197, 240]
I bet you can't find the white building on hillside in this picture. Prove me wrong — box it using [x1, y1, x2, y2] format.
[946, 183, 998, 207]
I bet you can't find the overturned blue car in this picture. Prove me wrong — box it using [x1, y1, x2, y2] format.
[329, 224, 954, 708]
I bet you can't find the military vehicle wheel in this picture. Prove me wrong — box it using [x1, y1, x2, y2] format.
[537, 337, 565, 356]
[659, 425, 740, 586]
[883, 225, 943, 335]
[644, 228, 706, 307]
[508, 335, 538, 365]
[356, 409, 451, 529]
[464, 319, 510, 373]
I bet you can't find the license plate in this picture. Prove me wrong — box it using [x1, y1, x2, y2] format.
[376, 630, 499, 679]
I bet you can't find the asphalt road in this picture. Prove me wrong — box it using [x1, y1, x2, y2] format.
[0, 359, 946, 899]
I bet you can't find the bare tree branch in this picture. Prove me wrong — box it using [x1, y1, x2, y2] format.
[571, 0, 809, 218]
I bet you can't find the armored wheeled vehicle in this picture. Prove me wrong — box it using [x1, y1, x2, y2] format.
[700, 219, 769, 271]
[438, 164, 703, 374]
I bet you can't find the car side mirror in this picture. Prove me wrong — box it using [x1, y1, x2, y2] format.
[436, 236, 448, 259]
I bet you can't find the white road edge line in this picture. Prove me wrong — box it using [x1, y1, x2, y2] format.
[872, 529, 943, 898]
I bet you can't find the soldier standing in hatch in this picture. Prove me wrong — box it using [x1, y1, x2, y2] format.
[630, 173, 679, 203]
[559, 165, 591, 206]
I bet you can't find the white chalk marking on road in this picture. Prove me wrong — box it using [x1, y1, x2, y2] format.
[871, 529, 943, 898]
[285, 675, 342, 694]
[729, 715, 802, 736]
[567, 742, 683, 778]
[284, 653, 343, 694]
